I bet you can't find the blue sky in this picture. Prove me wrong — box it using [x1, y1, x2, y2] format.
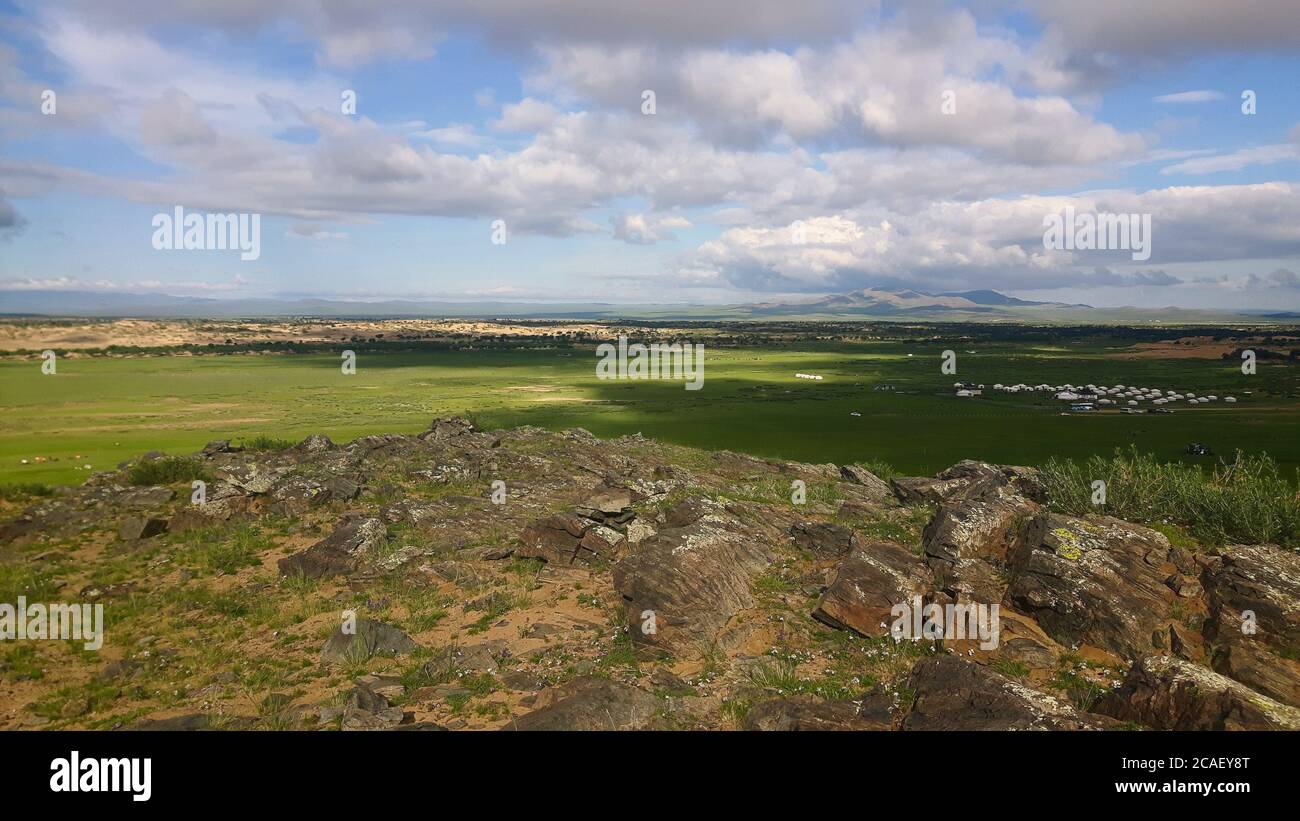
[1, 0, 1299, 308]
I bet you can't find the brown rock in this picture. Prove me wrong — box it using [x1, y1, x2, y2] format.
[812, 541, 932, 637]
[903, 656, 1112, 730]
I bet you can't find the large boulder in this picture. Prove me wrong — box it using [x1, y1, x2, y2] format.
[504, 678, 659, 730]
[1096, 655, 1300, 730]
[922, 484, 1040, 602]
[612, 500, 782, 653]
[838, 465, 893, 502]
[902, 656, 1112, 730]
[812, 541, 932, 637]
[1005, 514, 1186, 660]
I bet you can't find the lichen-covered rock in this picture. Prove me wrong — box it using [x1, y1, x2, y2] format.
[216, 462, 286, 494]
[902, 656, 1113, 730]
[1201, 543, 1300, 705]
[922, 484, 1039, 602]
[1096, 655, 1300, 730]
[1005, 514, 1188, 660]
[295, 434, 335, 453]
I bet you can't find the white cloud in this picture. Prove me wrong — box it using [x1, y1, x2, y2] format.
[1161, 144, 1299, 175]
[610, 212, 690, 244]
[1153, 90, 1226, 103]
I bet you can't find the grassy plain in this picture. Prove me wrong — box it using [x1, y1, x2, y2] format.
[1, 338, 1298, 488]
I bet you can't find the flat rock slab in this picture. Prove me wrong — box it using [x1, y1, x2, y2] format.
[743, 694, 893, 731]
[902, 656, 1112, 730]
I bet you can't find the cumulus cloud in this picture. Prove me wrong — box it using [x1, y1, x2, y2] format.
[532, 12, 1145, 164]
[3, 0, 1298, 305]
[34, 0, 874, 66]
[610, 212, 690, 244]
[674, 184, 1300, 293]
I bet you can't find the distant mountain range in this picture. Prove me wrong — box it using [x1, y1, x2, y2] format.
[742, 287, 1088, 316]
[1, 287, 1296, 324]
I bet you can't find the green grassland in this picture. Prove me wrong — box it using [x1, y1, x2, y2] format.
[2, 340, 1298, 487]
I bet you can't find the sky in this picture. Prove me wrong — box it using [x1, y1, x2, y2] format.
[1, 0, 1299, 309]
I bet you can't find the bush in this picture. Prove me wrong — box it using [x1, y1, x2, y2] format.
[241, 435, 295, 452]
[0, 482, 55, 501]
[1039, 447, 1300, 548]
[127, 456, 209, 486]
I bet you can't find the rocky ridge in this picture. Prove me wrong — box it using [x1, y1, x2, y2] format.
[1, 418, 1296, 731]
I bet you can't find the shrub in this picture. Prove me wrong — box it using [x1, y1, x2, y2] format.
[128, 456, 208, 486]
[241, 435, 295, 452]
[0, 483, 55, 501]
[1039, 447, 1300, 548]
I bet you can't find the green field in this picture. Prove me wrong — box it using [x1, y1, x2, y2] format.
[3, 341, 1298, 487]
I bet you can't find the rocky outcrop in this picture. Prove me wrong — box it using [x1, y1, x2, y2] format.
[1096, 655, 1300, 730]
[5, 423, 1296, 733]
[1201, 543, 1300, 706]
[923, 483, 1039, 602]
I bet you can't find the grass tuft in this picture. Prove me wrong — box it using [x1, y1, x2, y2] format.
[1040, 447, 1300, 548]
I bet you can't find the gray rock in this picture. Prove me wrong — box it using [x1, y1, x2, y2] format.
[1096, 655, 1300, 730]
[321, 618, 419, 663]
[504, 677, 659, 730]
